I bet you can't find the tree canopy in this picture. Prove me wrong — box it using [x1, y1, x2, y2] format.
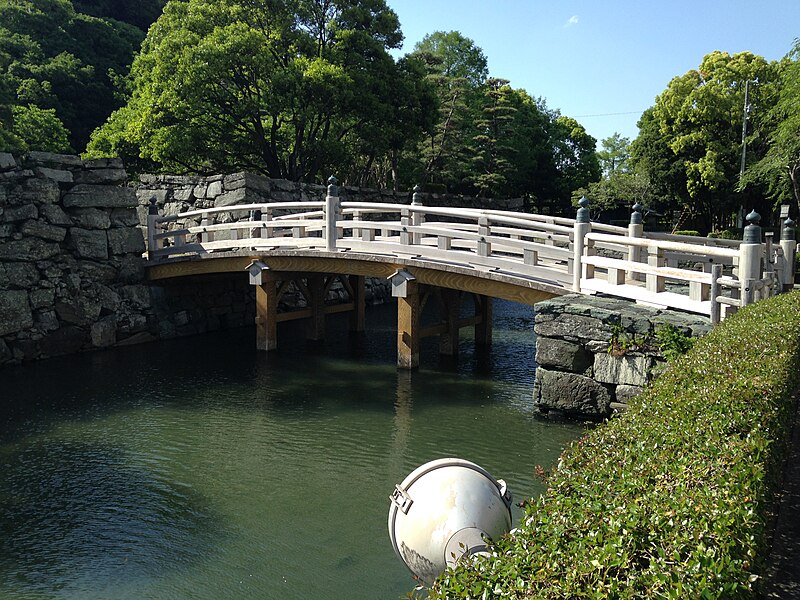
[630, 51, 780, 231]
[87, 0, 434, 182]
[0, 0, 145, 152]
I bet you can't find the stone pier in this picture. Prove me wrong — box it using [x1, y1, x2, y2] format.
[533, 294, 712, 420]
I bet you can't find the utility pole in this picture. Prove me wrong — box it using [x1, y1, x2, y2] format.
[737, 80, 751, 228]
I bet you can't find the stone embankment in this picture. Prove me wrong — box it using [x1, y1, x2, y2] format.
[533, 294, 712, 419]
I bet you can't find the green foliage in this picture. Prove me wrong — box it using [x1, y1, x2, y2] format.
[607, 323, 647, 357]
[708, 228, 744, 240]
[655, 323, 695, 361]
[11, 104, 71, 152]
[87, 0, 428, 182]
[429, 291, 800, 598]
[631, 51, 781, 233]
[0, 0, 144, 152]
[673, 229, 701, 237]
[743, 41, 800, 218]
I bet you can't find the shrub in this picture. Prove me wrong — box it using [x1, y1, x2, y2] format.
[429, 291, 800, 599]
[673, 229, 701, 237]
[708, 228, 743, 240]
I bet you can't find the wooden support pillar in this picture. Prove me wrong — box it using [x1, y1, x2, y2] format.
[306, 273, 326, 341]
[397, 279, 420, 369]
[439, 288, 461, 356]
[255, 280, 278, 351]
[349, 274, 366, 332]
[474, 294, 493, 350]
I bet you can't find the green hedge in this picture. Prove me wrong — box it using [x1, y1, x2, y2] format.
[429, 291, 800, 599]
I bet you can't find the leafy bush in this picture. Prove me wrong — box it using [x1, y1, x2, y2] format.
[708, 228, 743, 240]
[673, 229, 701, 237]
[429, 291, 800, 599]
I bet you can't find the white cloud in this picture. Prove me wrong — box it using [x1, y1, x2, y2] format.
[565, 15, 579, 27]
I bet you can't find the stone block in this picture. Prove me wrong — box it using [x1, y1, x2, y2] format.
[593, 353, 653, 387]
[173, 187, 194, 201]
[91, 316, 117, 347]
[77, 260, 117, 283]
[34, 309, 59, 332]
[40, 204, 72, 226]
[70, 207, 111, 229]
[533, 367, 611, 418]
[615, 384, 644, 405]
[214, 187, 246, 207]
[110, 208, 140, 227]
[74, 168, 127, 185]
[117, 254, 144, 283]
[35, 167, 73, 184]
[17, 178, 60, 204]
[63, 184, 137, 208]
[83, 158, 124, 170]
[25, 151, 82, 168]
[534, 313, 612, 343]
[206, 180, 223, 197]
[120, 284, 151, 309]
[0, 290, 33, 335]
[55, 299, 85, 325]
[29, 288, 55, 309]
[0, 204, 38, 222]
[19, 220, 67, 242]
[0, 224, 12, 238]
[0, 153, 17, 170]
[1, 262, 39, 289]
[0, 338, 11, 362]
[535, 337, 592, 373]
[108, 227, 145, 255]
[0, 238, 60, 261]
[69, 228, 108, 260]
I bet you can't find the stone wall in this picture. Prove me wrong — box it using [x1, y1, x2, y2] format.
[135, 172, 525, 221]
[532, 294, 712, 420]
[0, 152, 150, 364]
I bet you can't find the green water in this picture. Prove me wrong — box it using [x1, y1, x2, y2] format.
[0, 300, 585, 599]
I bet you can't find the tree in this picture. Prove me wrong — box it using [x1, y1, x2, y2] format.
[470, 78, 517, 196]
[72, 0, 167, 32]
[0, 0, 144, 151]
[631, 51, 780, 232]
[550, 115, 601, 208]
[597, 133, 630, 177]
[87, 0, 429, 182]
[744, 42, 800, 218]
[410, 31, 488, 190]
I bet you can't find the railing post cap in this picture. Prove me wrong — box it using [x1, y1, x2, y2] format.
[327, 175, 338, 197]
[148, 196, 158, 215]
[630, 203, 643, 225]
[576, 196, 590, 224]
[743, 210, 762, 244]
[782, 217, 796, 241]
[411, 185, 423, 206]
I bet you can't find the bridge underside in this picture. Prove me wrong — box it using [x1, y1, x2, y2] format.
[146, 250, 561, 368]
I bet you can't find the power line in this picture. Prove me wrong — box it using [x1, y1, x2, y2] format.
[571, 111, 643, 118]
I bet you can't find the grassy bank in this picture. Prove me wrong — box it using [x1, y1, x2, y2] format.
[429, 291, 800, 599]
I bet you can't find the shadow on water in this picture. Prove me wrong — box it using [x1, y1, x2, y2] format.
[0, 441, 226, 598]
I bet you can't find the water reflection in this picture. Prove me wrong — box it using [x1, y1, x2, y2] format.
[0, 300, 585, 599]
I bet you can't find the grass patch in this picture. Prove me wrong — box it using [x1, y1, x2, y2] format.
[428, 291, 800, 599]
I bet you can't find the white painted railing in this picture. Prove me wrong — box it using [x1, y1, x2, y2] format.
[145, 186, 797, 324]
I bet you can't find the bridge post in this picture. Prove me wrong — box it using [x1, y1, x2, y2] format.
[439, 289, 461, 356]
[411, 185, 424, 245]
[629, 203, 645, 281]
[391, 270, 419, 369]
[349, 274, 366, 332]
[474, 295, 493, 350]
[247, 261, 277, 351]
[739, 210, 763, 307]
[306, 273, 327, 341]
[146, 196, 159, 259]
[250, 209, 262, 239]
[781, 218, 796, 292]
[572, 196, 591, 292]
[325, 176, 340, 252]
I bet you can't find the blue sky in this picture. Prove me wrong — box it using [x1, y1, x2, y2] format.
[386, 0, 800, 147]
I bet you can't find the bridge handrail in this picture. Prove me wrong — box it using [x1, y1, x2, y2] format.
[585, 232, 740, 259]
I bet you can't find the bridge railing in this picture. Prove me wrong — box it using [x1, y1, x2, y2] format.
[145, 183, 797, 323]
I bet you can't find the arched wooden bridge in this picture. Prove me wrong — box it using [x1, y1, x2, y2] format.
[145, 182, 796, 367]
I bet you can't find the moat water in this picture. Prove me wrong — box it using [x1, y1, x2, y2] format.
[0, 300, 585, 599]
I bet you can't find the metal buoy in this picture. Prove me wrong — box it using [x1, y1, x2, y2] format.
[387, 458, 513, 584]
